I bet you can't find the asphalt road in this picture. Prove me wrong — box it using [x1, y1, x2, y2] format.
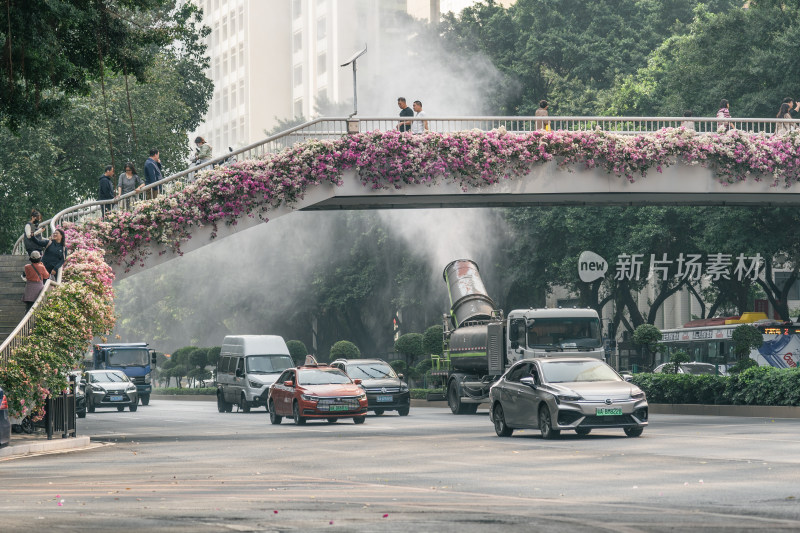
[1, 400, 800, 532]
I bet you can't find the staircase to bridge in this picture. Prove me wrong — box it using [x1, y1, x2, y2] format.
[3, 114, 800, 363]
[0, 256, 28, 345]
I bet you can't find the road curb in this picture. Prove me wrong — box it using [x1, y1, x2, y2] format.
[0, 436, 92, 459]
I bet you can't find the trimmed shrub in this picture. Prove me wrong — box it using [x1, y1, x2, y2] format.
[329, 340, 360, 361]
[287, 340, 308, 365]
[422, 325, 444, 356]
[394, 333, 425, 365]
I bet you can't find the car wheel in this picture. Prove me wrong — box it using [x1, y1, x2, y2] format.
[538, 405, 560, 440]
[624, 426, 644, 437]
[129, 403, 138, 412]
[327, 418, 338, 423]
[117, 406, 125, 412]
[397, 407, 410, 417]
[269, 400, 282, 425]
[240, 393, 251, 413]
[141, 396, 150, 406]
[575, 427, 591, 436]
[492, 403, 513, 437]
[353, 416, 366, 424]
[292, 401, 306, 425]
[88, 397, 95, 413]
[373, 409, 384, 416]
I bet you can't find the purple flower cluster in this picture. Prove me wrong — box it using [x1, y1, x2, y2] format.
[86, 128, 800, 270]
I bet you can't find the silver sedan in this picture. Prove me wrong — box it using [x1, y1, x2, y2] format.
[84, 370, 139, 412]
[489, 358, 648, 439]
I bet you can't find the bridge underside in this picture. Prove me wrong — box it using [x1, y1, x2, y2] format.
[301, 165, 800, 210]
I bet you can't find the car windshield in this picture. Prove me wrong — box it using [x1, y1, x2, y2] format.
[89, 371, 129, 383]
[540, 360, 621, 383]
[346, 362, 396, 379]
[107, 348, 149, 367]
[526, 317, 602, 350]
[246, 354, 294, 374]
[297, 368, 352, 386]
[681, 364, 717, 375]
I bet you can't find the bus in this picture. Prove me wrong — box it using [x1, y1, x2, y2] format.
[658, 320, 800, 370]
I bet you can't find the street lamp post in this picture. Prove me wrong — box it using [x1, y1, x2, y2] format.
[340, 44, 367, 120]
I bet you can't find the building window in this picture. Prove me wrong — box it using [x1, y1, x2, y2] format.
[223, 51, 228, 76]
[317, 53, 326, 75]
[239, 43, 244, 71]
[230, 10, 236, 35]
[222, 15, 228, 41]
[222, 87, 229, 112]
[294, 99, 303, 118]
[293, 31, 302, 54]
[317, 17, 327, 39]
[293, 0, 301, 19]
[213, 22, 219, 47]
[239, 7, 244, 34]
[231, 83, 237, 109]
[293, 65, 302, 87]
[239, 80, 245, 109]
[231, 48, 236, 71]
[214, 57, 220, 80]
[239, 117, 246, 145]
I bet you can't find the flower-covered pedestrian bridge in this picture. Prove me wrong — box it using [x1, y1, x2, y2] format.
[3, 115, 800, 417]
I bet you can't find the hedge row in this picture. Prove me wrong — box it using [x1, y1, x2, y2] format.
[632, 366, 800, 406]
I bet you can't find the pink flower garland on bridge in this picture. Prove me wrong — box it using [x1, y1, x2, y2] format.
[87, 127, 800, 271]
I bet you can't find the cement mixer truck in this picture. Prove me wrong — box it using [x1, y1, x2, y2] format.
[432, 259, 605, 414]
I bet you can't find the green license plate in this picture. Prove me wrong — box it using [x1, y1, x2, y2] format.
[596, 408, 622, 416]
[329, 405, 348, 412]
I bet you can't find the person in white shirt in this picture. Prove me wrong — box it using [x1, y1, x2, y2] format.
[411, 100, 429, 134]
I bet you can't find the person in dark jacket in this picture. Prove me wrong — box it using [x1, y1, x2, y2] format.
[99, 165, 115, 218]
[42, 228, 67, 278]
[143, 148, 163, 199]
[23, 209, 48, 254]
[22, 251, 50, 311]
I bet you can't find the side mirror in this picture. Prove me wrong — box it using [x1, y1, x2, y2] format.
[353, 378, 362, 385]
[235, 368, 244, 378]
[283, 380, 294, 387]
[150, 350, 157, 366]
[520, 376, 537, 388]
[624, 375, 633, 382]
[510, 341, 519, 350]
[398, 374, 404, 380]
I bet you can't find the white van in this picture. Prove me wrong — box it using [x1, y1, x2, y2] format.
[216, 335, 294, 413]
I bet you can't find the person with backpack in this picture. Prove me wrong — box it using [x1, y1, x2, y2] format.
[22, 250, 50, 311]
[42, 228, 67, 279]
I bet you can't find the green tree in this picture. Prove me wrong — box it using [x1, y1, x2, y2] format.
[668, 350, 691, 374]
[394, 333, 425, 366]
[422, 325, 444, 356]
[633, 324, 663, 369]
[287, 340, 308, 365]
[206, 346, 221, 368]
[329, 340, 360, 362]
[732, 324, 763, 361]
[0, 1, 207, 130]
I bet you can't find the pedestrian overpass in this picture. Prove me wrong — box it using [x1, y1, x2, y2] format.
[4, 115, 800, 362]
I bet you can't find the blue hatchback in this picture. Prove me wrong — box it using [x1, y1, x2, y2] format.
[0, 386, 10, 448]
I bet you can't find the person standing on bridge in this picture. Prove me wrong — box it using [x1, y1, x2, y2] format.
[23, 209, 48, 255]
[21, 250, 49, 311]
[144, 148, 163, 199]
[776, 103, 793, 135]
[397, 97, 413, 132]
[411, 100, 428, 134]
[191, 136, 213, 166]
[42, 228, 67, 279]
[535, 100, 550, 131]
[98, 165, 115, 218]
[716, 99, 732, 132]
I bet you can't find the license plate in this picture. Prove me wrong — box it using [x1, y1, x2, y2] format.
[377, 395, 392, 402]
[596, 407, 622, 416]
[329, 405, 349, 411]
[110, 395, 124, 402]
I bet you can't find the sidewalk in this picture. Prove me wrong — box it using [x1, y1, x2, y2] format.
[0, 431, 92, 460]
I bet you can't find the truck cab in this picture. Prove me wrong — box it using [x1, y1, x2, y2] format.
[91, 343, 157, 405]
[506, 308, 605, 366]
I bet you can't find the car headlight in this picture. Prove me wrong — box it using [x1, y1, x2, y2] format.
[301, 394, 320, 402]
[127, 383, 136, 391]
[631, 390, 646, 400]
[357, 393, 367, 401]
[248, 380, 262, 389]
[555, 393, 582, 403]
[400, 383, 409, 392]
[90, 385, 104, 392]
[144, 374, 151, 384]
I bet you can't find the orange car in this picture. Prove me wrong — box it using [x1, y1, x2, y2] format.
[268, 362, 368, 425]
